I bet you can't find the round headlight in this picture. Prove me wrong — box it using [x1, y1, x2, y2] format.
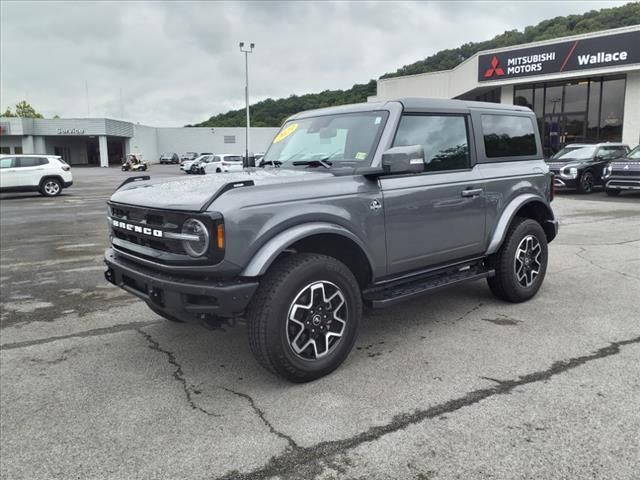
[181, 218, 209, 257]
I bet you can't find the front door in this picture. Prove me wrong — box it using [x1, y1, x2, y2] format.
[380, 114, 486, 276]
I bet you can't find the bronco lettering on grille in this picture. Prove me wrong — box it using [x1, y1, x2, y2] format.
[111, 219, 163, 238]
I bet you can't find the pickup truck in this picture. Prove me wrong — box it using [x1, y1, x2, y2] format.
[104, 98, 558, 382]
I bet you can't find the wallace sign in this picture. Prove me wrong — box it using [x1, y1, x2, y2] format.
[478, 30, 640, 82]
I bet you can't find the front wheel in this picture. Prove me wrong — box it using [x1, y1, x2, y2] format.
[247, 254, 362, 382]
[576, 171, 595, 194]
[487, 218, 548, 303]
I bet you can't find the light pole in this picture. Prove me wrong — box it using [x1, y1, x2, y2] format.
[239, 42, 254, 166]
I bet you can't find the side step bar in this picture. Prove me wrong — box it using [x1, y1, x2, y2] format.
[363, 261, 494, 309]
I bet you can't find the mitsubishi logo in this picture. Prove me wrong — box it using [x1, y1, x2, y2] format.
[484, 56, 505, 78]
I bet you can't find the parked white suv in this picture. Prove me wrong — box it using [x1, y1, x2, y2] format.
[203, 154, 243, 174]
[0, 154, 73, 196]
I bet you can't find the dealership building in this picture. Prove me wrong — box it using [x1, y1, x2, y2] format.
[0, 117, 279, 167]
[370, 26, 640, 150]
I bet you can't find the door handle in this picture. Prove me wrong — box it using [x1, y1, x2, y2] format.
[461, 188, 483, 198]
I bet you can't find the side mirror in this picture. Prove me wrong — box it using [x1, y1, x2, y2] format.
[381, 145, 425, 174]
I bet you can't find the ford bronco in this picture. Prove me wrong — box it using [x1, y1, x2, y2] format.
[104, 98, 558, 382]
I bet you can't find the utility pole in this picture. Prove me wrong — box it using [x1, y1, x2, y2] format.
[239, 42, 254, 166]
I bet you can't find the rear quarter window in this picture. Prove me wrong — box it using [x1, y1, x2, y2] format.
[481, 114, 537, 158]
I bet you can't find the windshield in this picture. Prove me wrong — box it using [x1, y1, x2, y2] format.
[556, 146, 596, 160]
[550, 146, 584, 160]
[264, 111, 389, 168]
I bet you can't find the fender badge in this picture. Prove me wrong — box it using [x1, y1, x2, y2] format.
[369, 199, 382, 211]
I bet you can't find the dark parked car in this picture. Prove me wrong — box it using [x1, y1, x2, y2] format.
[159, 152, 179, 164]
[547, 143, 630, 193]
[603, 145, 640, 196]
[105, 98, 558, 382]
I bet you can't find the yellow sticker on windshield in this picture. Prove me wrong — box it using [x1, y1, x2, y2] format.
[273, 123, 298, 143]
[355, 152, 367, 160]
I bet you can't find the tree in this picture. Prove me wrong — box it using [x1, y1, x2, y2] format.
[1, 107, 16, 117]
[14, 100, 43, 118]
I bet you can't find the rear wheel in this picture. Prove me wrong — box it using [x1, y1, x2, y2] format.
[247, 254, 361, 382]
[40, 178, 62, 197]
[487, 218, 548, 303]
[605, 189, 621, 196]
[576, 171, 595, 194]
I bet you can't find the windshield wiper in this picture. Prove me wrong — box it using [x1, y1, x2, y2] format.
[292, 159, 333, 169]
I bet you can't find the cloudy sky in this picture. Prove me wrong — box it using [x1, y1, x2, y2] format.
[0, 0, 629, 126]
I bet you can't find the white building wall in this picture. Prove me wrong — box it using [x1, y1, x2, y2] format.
[500, 85, 514, 105]
[622, 71, 640, 146]
[155, 127, 279, 159]
[129, 124, 159, 162]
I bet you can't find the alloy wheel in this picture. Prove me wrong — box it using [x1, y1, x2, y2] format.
[514, 235, 542, 288]
[286, 281, 347, 360]
[44, 181, 60, 196]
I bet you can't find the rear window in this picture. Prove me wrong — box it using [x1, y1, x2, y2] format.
[481, 115, 537, 158]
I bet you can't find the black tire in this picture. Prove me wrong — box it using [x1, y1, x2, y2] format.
[40, 178, 62, 197]
[605, 189, 621, 197]
[216, 168, 222, 173]
[487, 218, 548, 303]
[576, 170, 595, 194]
[246, 253, 362, 383]
[147, 303, 183, 323]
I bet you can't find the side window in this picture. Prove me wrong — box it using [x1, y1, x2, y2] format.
[481, 115, 537, 158]
[16, 157, 46, 167]
[393, 115, 470, 172]
[0, 157, 15, 169]
[213, 156, 221, 162]
[598, 147, 626, 159]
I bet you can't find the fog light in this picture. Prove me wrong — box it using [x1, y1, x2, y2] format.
[181, 218, 209, 257]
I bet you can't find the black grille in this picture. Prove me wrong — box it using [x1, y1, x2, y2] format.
[107, 202, 224, 266]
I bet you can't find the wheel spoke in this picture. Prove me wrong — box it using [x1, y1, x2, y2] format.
[514, 234, 542, 288]
[286, 281, 347, 360]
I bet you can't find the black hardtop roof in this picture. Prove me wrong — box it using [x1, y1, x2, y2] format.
[288, 97, 532, 121]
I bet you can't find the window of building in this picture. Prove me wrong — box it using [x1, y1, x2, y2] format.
[587, 79, 601, 141]
[0, 147, 10, 154]
[514, 87, 534, 110]
[393, 115, 470, 172]
[0, 157, 14, 168]
[544, 84, 563, 116]
[224, 135, 236, 144]
[599, 77, 626, 142]
[14, 146, 23, 154]
[563, 80, 588, 113]
[481, 115, 537, 158]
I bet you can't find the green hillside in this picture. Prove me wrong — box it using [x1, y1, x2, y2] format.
[190, 2, 640, 128]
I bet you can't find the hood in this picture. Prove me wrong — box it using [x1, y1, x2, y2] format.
[109, 168, 327, 211]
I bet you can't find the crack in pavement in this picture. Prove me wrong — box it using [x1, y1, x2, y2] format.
[575, 248, 640, 282]
[136, 328, 220, 417]
[215, 335, 640, 480]
[0, 321, 162, 351]
[222, 387, 298, 450]
[556, 238, 640, 247]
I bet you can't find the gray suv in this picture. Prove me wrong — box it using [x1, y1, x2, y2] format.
[104, 98, 558, 382]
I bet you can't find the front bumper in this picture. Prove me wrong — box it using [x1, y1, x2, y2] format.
[552, 176, 576, 189]
[104, 248, 258, 321]
[605, 177, 640, 191]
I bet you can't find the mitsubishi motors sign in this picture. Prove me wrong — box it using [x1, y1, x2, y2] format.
[478, 30, 640, 82]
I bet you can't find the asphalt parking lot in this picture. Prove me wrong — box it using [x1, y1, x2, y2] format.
[1, 165, 639, 480]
